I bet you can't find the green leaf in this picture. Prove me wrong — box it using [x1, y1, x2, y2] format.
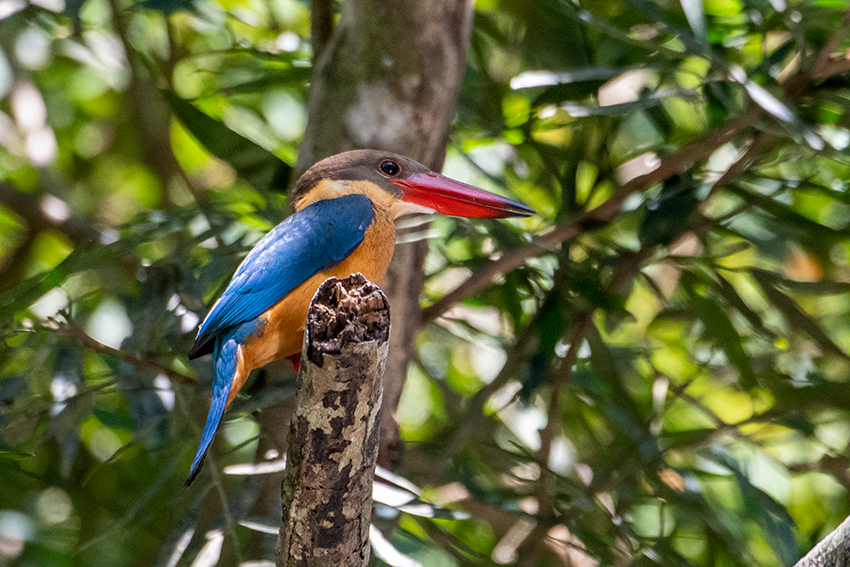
[683, 274, 756, 388]
[164, 92, 291, 193]
[220, 67, 312, 94]
[586, 326, 647, 438]
[512, 67, 627, 89]
[0, 220, 171, 313]
[662, 427, 718, 448]
[723, 183, 848, 252]
[715, 274, 776, 340]
[741, 80, 796, 124]
[512, 67, 625, 107]
[751, 270, 849, 360]
[501, 271, 525, 329]
[703, 448, 797, 565]
[0, 450, 33, 461]
[135, 0, 199, 14]
[751, 269, 850, 296]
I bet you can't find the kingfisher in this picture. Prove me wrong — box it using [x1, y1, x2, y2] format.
[185, 149, 534, 484]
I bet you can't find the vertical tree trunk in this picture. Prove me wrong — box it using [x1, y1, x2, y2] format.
[297, 0, 474, 468]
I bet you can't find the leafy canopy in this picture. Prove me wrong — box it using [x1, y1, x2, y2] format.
[1, 0, 850, 565]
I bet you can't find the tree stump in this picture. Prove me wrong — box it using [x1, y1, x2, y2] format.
[276, 273, 390, 567]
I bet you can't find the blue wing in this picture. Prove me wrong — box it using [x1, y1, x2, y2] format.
[189, 194, 374, 358]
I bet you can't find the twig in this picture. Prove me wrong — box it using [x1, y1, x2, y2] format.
[784, 11, 850, 98]
[813, 55, 850, 79]
[439, 302, 545, 460]
[704, 130, 774, 202]
[57, 318, 196, 386]
[422, 29, 850, 327]
[159, 20, 226, 248]
[164, 17, 180, 89]
[812, 11, 850, 78]
[540, 316, 593, 481]
[171, 385, 242, 565]
[516, 251, 655, 566]
[441, 244, 655, 465]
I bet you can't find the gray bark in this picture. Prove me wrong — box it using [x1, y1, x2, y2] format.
[296, 0, 474, 469]
[795, 515, 850, 567]
[276, 274, 390, 567]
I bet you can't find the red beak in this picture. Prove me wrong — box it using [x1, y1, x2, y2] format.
[388, 172, 535, 218]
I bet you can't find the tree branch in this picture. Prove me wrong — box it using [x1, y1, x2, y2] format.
[794, 514, 850, 567]
[56, 318, 196, 386]
[423, 29, 850, 327]
[277, 274, 390, 567]
[420, 108, 760, 326]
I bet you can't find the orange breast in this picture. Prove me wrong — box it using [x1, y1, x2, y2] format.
[225, 205, 396, 405]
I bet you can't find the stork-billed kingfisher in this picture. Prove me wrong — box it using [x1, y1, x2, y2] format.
[185, 149, 534, 485]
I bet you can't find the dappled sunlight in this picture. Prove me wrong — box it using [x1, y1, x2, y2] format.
[2, 0, 850, 565]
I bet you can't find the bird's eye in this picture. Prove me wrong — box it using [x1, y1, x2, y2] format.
[379, 160, 401, 177]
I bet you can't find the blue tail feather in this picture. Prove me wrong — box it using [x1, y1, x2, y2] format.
[185, 334, 239, 486]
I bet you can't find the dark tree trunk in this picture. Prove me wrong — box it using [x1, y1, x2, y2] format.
[296, 0, 474, 468]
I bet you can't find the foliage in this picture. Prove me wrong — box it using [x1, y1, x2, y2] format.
[1, 0, 850, 566]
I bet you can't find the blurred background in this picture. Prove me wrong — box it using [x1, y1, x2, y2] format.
[1, 0, 850, 565]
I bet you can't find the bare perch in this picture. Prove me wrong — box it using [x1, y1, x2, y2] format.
[277, 273, 390, 567]
[794, 515, 850, 567]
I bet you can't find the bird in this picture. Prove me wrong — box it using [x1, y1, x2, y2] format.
[185, 149, 534, 485]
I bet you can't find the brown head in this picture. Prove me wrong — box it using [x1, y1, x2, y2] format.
[291, 150, 535, 219]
